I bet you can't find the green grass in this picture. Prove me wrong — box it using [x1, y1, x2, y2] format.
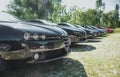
[113, 28, 120, 33]
[68, 31, 120, 77]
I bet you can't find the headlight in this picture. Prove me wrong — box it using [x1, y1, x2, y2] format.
[40, 34, 46, 40]
[33, 33, 39, 40]
[24, 32, 31, 40]
[63, 30, 68, 36]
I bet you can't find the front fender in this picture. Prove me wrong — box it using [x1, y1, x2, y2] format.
[0, 26, 24, 41]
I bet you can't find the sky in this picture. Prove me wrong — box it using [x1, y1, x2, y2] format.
[0, 0, 120, 13]
[62, 0, 120, 12]
[61, 0, 96, 11]
[0, 0, 11, 11]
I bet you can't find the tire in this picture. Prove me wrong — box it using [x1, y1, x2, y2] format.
[0, 57, 7, 72]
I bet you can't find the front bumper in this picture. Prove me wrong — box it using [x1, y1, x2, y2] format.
[26, 40, 66, 52]
[0, 48, 70, 63]
[69, 35, 80, 43]
[0, 40, 70, 61]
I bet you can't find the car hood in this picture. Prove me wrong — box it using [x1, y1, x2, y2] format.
[58, 26, 81, 32]
[98, 29, 106, 32]
[77, 28, 86, 33]
[0, 22, 61, 36]
[24, 22, 68, 36]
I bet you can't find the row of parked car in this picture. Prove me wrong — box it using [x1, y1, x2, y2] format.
[0, 12, 113, 71]
[27, 19, 112, 44]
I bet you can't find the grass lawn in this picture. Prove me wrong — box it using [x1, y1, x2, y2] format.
[68, 29, 120, 77]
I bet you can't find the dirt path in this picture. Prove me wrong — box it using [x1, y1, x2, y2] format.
[0, 33, 120, 77]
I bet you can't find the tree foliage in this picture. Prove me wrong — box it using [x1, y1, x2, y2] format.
[8, 0, 54, 19]
[7, 0, 120, 28]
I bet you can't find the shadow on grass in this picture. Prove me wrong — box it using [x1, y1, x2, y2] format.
[100, 35, 108, 37]
[71, 44, 96, 52]
[92, 37, 103, 39]
[87, 38, 101, 43]
[0, 58, 87, 77]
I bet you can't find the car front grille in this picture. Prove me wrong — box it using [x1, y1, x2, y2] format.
[46, 36, 61, 40]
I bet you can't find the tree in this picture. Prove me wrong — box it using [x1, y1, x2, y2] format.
[7, 0, 119, 28]
[113, 4, 120, 28]
[95, 0, 105, 26]
[96, 0, 102, 10]
[7, 0, 55, 19]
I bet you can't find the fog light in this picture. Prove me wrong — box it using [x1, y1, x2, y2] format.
[34, 53, 39, 60]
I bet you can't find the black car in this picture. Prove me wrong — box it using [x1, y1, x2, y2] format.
[0, 12, 70, 71]
[76, 25, 99, 39]
[83, 26, 101, 36]
[27, 19, 73, 43]
[90, 26, 107, 35]
[27, 19, 87, 44]
[75, 25, 95, 39]
[58, 23, 87, 43]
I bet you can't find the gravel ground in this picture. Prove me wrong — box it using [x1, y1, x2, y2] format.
[0, 33, 120, 77]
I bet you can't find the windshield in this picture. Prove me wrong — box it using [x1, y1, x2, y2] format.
[87, 26, 93, 29]
[92, 26, 98, 29]
[66, 23, 76, 28]
[0, 12, 20, 22]
[77, 25, 85, 29]
[40, 20, 57, 26]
